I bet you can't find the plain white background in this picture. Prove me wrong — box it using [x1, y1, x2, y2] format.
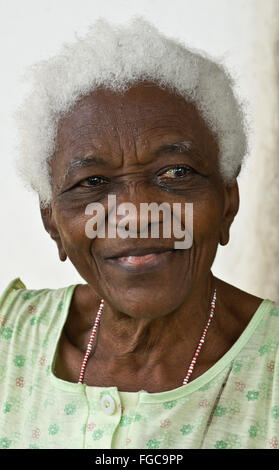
[1, 0, 278, 298]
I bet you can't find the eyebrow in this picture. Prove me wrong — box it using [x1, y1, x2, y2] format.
[64, 155, 111, 180]
[155, 140, 192, 155]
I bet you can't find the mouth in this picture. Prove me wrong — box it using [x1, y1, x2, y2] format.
[104, 247, 178, 272]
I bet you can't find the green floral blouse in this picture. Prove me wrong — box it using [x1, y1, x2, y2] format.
[0, 278, 279, 449]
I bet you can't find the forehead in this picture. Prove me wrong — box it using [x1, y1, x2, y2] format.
[54, 82, 218, 168]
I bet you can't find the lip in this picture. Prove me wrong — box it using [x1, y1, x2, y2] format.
[104, 246, 175, 259]
[104, 248, 177, 272]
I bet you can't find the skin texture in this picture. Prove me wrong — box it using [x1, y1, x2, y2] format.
[41, 82, 263, 392]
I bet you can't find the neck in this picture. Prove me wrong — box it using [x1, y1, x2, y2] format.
[70, 272, 218, 370]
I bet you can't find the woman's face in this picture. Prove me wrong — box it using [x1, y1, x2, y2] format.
[45, 82, 239, 318]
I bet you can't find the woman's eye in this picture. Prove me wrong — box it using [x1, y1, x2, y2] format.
[79, 176, 108, 187]
[160, 166, 193, 179]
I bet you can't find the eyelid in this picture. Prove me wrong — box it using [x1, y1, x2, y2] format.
[157, 164, 195, 176]
[78, 175, 110, 187]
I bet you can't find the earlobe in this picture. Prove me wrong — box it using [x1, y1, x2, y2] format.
[57, 245, 67, 262]
[219, 181, 240, 247]
[219, 228, 230, 246]
[40, 205, 67, 262]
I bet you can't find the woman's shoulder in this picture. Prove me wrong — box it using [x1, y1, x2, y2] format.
[0, 278, 26, 303]
[214, 276, 279, 337]
[0, 278, 76, 332]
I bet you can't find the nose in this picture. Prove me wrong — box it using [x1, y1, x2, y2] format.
[107, 195, 172, 238]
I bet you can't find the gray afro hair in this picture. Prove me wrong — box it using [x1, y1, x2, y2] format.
[15, 16, 248, 207]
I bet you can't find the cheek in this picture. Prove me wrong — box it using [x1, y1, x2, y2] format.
[55, 210, 91, 256]
[190, 194, 223, 245]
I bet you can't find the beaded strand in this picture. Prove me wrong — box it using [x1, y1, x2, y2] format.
[183, 288, 216, 385]
[78, 289, 217, 385]
[78, 299, 104, 384]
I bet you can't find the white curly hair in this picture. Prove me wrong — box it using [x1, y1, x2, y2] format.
[15, 16, 248, 207]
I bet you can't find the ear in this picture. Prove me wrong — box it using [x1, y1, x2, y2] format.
[40, 205, 67, 262]
[219, 180, 240, 246]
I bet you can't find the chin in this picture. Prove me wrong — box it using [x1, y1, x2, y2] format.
[103, 286, 183, 319]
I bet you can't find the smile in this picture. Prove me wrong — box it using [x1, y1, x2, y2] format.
[105, 250, 176, 272]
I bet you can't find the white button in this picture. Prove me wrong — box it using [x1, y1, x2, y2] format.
[101, 395, 116, 415]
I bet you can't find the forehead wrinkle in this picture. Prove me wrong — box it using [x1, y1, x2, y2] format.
[135, 118, 195, 142]
[118, 117, 188, 138]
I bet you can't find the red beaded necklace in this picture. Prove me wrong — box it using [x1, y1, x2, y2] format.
[78, 289, 217, 385]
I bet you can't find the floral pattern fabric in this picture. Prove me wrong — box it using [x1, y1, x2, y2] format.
[0, 278, 279, 449]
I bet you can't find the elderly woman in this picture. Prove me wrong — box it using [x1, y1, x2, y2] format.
[0, 17, 278, 450]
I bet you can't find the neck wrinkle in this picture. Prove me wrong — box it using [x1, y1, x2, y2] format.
[94, 272, 217, 366]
